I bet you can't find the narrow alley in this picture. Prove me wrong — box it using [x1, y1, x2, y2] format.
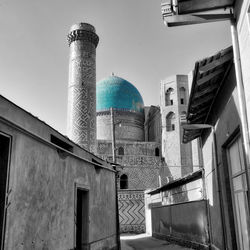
[121, 234, 194, 250]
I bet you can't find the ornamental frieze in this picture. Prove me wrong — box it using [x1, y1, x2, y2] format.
[116, 155, 162, 166]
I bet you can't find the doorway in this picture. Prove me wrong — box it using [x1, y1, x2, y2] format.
[226, 135, 250, 249]
[76, 188, 89, 250]
[0, 133, 11, 250]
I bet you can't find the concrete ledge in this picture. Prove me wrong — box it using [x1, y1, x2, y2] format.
[152, 233, 209, 250]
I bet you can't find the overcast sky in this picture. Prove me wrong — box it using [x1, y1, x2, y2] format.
[0, 0, 232, 134]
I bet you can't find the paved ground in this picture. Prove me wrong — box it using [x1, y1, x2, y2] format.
[120, 234, 194, 250]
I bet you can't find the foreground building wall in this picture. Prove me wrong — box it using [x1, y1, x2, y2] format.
[235, 0, 250, 150]
[201, 64, 244, 250]
[146, 171, 208, 249]
[184, 47, 250, 250]
[0, 95, 117, 250]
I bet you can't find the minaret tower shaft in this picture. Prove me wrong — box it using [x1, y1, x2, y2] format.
[67, 23, 99, 152]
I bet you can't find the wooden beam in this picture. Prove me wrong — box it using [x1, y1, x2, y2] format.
[199, 52, 233, 73]
[183, 134, 200, 143]
[189, 112, 207, 122]
[165, 13, 233, 27]
[190, 105, 209, 116]
[193, 84, 218, 99]
[191, 93, 214, 107]
[183, 130, 201, 136]
[183, 131, 201, 142]
[178, 0, 235, 14]
[197, 68, 225, 86]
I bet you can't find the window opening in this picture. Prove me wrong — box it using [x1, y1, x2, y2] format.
[165, 88, 174, 106]
[227, 135, 250, 250]
[120, 174, 128, 189]
[166, 112, 175, 131]
[155, 147, 160, 156]
[118, 147, 124, 156]
[179, 87, 186, 105]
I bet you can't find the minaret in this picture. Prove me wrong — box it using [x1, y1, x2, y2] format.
[67, 23, 99, 152]
[160, 75, 193, 178]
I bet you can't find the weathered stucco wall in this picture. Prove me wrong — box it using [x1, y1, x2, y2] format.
[151, 200, 209, 249]
[0, 96, 117, 250]
[235, 0, 250, 145]
[201, 66, 241, 250]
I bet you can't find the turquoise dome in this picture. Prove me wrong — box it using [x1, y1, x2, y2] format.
[97, 76, 144, 113]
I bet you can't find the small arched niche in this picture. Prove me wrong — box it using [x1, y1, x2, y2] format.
[118, 147, 124, 155]
[179, 87, 186, 105]
[155, 147, 160, 156]
[166, 112, 176, 131]
[120, 174, 128, 189]
[165, 88, 174, 106]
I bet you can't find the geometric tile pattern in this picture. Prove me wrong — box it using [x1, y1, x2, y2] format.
[96, 141, 171, 190]
[67, 26, 98, 153]
[127, 167, 161, 190]
[118, 190, 145, 233]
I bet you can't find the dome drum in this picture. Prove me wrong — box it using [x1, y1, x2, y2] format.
[97, 111, 145, 141]
[96, 75, 145, 142]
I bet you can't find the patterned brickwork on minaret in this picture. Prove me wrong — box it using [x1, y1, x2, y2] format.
[67, 23, 99, 152]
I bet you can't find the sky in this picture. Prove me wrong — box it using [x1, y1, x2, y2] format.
[0, 0, 232, 134]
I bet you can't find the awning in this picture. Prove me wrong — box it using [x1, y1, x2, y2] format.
[161, 0, 235, 26]
[147, 169, 202, 195]
[177, 0, 235, 15]
[183, 46, 233, 143]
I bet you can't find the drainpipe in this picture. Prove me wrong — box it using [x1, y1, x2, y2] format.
[114, 167, 121, 250]
[198, 136, 212, 248]
[110, 107, 121, 250]
[111, 108, 116, 164]
[230, 18, 250, 204]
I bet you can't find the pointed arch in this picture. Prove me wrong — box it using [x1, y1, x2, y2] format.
[118, 147, 124, 155]
[166, 112, 176, 131]
[120, 174, 128, 189]
[179, 87, 186, 105]
[165, 88, 174, 106]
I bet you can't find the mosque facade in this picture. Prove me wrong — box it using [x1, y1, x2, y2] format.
[94, 74, 194, 233]
[65, 22, 196, 234]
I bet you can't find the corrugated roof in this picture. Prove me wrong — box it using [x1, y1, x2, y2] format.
[147, 169, 202, 195]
